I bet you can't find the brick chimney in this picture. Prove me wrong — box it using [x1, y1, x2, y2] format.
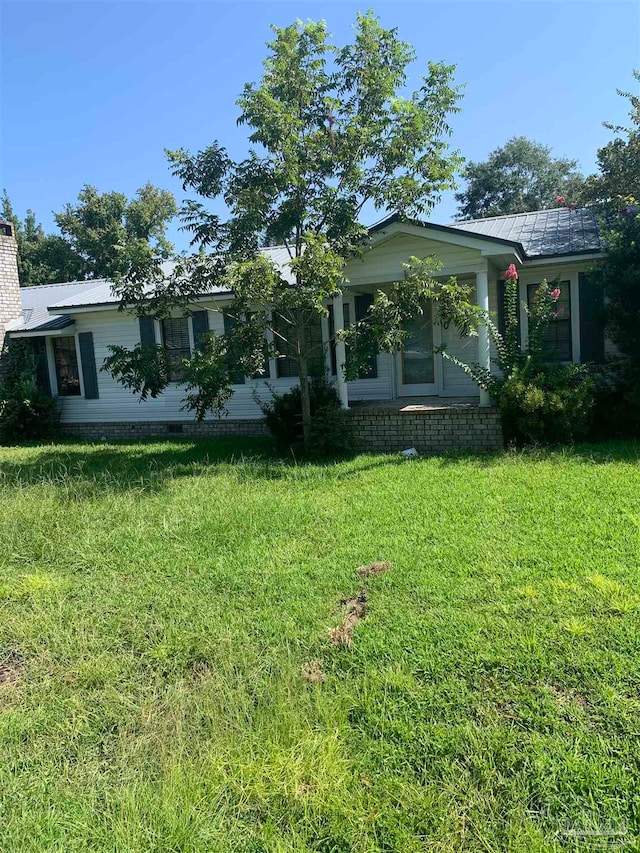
[0, 221, 22, 350]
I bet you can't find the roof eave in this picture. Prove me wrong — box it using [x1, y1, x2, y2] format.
[369, 213, 526, 258]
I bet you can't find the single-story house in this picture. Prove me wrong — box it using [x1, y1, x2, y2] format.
[0, 208, 605, 448]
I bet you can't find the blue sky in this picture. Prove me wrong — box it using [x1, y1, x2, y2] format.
[1, 1, 638, 252]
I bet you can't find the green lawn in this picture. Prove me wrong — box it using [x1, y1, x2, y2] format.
[1, 439, 640, 852]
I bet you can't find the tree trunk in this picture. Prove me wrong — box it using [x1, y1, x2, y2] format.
[299, 356, 312, 453]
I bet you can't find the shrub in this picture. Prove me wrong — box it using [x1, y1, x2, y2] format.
[499, 364, 594, 446]
[0, 340, 60, 444]
[258, 376, 353, 456]
[441, 271, 596, 446]
[589, 359, 640, 440]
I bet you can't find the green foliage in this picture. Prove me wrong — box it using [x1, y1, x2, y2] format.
[258, 376, 353, 455]
[55, 183, 177, 281]
[1, 185, 176, 286]
[590, 360, 640, 440]
[499, 364, 594, 445]
[1, 190, 85, 285]
[583, 71, 640, 210]
[0, 340, 59, 443]
[440, 275, 595, 445]
[113, 12, 463, 448]
[455, 136, 585, 219]
[341, 255, 477, 381]
[181, 333, 234, 421]
[102, 342, 171, 401]
[593, 214, 640, 362]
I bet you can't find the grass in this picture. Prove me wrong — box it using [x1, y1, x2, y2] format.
[1, 438, 640, 851]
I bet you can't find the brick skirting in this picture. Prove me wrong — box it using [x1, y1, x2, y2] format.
[60, 420, 270, 440]
[60, 404, 503, 453]
[347, 404, 503, 453]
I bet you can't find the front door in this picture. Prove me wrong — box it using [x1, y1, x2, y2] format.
[397, 302, 438, 396]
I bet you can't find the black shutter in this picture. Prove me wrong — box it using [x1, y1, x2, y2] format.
[579, 272, 605, 363]
[191, 310, 209, 348]
[354, 293, 378, 379]
[138, 316, 156, 346]
[78, 332, 99, 399]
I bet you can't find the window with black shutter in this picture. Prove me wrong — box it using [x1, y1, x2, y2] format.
[527, 281, 572, 362]
[52, 336, 81, 396]
[272, 312, 324, 379]
[161, 317, 191, 381]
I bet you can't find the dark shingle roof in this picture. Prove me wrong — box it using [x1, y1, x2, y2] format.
[452, 207, 603, 258]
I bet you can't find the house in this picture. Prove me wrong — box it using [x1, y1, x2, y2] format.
[0, 209, 605, 448]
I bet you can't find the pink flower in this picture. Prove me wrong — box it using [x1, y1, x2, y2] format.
[550, 287, 561, 300]
[551, 311, 559, 319]
[556, 196, 566, 204]
[503, 263, 518, 281]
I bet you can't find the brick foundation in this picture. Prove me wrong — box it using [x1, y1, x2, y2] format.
[60, 419, 270, 440]
[347, 404, 503, 453]
[60, 404, 503, 453]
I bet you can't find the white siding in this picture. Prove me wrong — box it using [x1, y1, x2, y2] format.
[439, 283, 481, 397]
[51, 242, 600, 423]
[57, 299, 393, 424]
[58, 306, 294, 423]
[344, 234, 485, 285]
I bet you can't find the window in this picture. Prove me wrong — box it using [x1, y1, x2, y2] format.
[161, 317, 191, 381]
[273, 312, 324, 379]
[52, 336, 81, 396]
[222, 310, 270, 383]
[527, 281, 572, 361]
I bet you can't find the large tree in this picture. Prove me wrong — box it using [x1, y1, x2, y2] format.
[107, 13, 468, 449]
[1, 185, 176, 286]
[583, 70, 640, 211]
[455, 136, 585, 220]
[589, 73, 640, 363]
[1, 191, 84, 285]
[55, 183, 177, 280]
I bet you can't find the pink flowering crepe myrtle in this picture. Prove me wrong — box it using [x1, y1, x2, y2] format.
[503, 263, 518, 281]
[549, 286, 561, 319]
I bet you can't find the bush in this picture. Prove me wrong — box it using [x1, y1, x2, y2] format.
[0, 341, 60, 444]
[589, 359, 640, 440]
[499, 364, 595, 446]
[258, 376, 353, 456]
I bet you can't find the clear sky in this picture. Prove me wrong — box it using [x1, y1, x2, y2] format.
[1, 0, 638, 251]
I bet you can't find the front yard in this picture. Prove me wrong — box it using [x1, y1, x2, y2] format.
[1, 439, 640, 851]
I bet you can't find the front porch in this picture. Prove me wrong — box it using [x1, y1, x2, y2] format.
[347, 396, 503, 454]
[350, 396, 481, 411]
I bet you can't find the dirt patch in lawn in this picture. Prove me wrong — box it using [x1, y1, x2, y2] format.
[330, 589, 367, 648]
[0, 652, 22, 688]
[548, 684, 589, 712]
[301, 659, 326, 683]
[356, 561, 391, 578]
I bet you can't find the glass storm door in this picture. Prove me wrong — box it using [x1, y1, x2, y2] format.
[397, 302, 438, 396]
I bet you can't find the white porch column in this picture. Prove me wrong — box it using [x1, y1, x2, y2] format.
[476, 265, 491, 407]
[332, 292, 349, 409]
